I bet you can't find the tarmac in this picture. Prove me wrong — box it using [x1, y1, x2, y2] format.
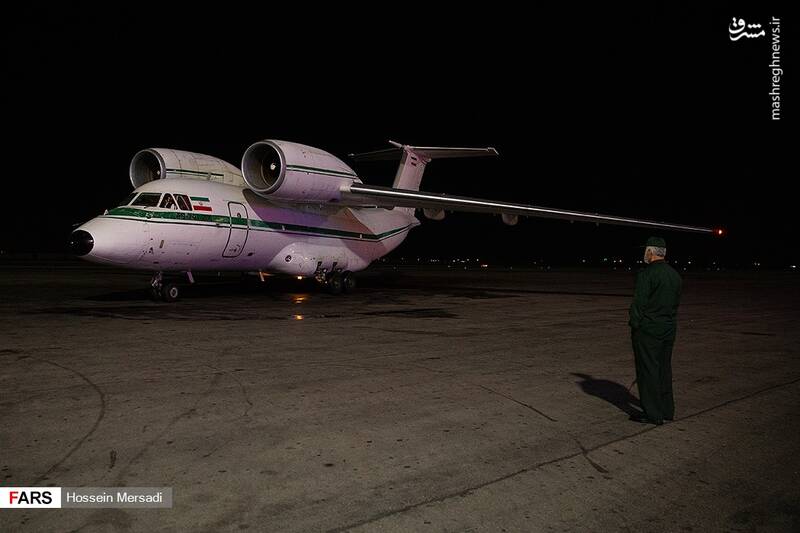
[1, 260, 799, 532]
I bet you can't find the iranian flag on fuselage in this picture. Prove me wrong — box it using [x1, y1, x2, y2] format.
[191, 196, 213, 212]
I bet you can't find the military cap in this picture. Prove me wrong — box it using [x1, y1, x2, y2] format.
[644, 236, 667, 248]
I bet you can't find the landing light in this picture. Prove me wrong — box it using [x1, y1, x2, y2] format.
[715, 228, 725, 236]
[296, 276, 304, 280]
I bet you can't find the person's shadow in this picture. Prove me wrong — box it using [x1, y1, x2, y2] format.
[571, 373, 642, 416]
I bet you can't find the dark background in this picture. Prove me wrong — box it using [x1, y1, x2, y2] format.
[3, 2, 793, 267]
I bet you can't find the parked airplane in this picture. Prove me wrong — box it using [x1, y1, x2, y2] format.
[69, 140, 721, 301]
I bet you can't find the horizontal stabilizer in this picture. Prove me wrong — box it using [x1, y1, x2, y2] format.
[350, 140, 498, 162]
[350, 140, 499, 198]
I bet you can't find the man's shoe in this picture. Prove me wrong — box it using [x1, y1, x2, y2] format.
[629, 414, 663, 425]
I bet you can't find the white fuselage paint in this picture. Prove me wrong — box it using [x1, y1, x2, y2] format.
[76, 179, 418, 275]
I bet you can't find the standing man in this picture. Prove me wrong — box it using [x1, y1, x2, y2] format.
[629, 236, 682, 425]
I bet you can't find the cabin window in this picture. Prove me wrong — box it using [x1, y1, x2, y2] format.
[159, 193, 178, 210]
[118, 193, 137, 206]
[130, 192, 162, 207]
[175, 194, 192, 211]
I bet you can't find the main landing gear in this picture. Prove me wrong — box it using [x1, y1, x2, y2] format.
[149, 272, 181, 302]
[148, 270, 354, 301]
[316, 269, 356, 295]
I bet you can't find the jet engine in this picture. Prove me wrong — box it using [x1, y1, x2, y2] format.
[130, 148, 245, 188]
[241, 140, 360, 203]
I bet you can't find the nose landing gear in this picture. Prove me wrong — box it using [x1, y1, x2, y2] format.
[149, 272, 181, 302]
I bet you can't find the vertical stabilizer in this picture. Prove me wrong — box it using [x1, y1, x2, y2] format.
[350, 140, 498, 192]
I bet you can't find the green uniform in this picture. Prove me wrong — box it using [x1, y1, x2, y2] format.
[629, 260, 682, 422]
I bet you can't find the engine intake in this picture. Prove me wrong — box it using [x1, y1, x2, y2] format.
[241, 142, 285, 194]
[130, 149, 164, 186]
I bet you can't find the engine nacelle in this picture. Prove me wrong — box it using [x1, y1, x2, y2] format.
[130, 148, 245, 188]
[241, 140, 359, 203]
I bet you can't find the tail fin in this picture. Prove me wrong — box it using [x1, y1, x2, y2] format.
[350, 141, 498, 191]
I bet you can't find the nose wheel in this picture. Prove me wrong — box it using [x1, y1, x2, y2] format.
[161, 283, 180, 302]
[150, 272, 181, 302]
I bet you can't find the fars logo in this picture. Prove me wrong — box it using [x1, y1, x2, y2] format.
[0, 487, 62, 508]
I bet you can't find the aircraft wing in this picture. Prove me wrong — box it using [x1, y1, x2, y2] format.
[340, 183, 718, 234]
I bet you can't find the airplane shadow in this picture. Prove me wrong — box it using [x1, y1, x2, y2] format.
[88, 288, 152, 302]
[85, 278, 314, 302]
[571, 372, 642, 416]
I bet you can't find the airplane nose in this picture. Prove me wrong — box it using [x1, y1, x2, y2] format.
[69, 230, 94, 256]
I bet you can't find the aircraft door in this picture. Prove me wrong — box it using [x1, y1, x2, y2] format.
[223, 202, 249, 258]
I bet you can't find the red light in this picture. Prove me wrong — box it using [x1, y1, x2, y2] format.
[715, 228, 724, 236]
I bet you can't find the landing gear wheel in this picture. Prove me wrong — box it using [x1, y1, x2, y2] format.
[328, 273, 343, 295]
[342, 271, 356, 293]
[149, 285, 161, 301]
[161, 283, 180, 302]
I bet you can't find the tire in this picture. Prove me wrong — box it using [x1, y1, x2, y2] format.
[342, 271, 356, 293]
[328, 273, 343, 295]
[161, 283, 180, 302]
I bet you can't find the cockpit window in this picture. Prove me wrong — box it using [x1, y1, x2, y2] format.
[175, 194, 192, 211]
[130, 192, 162, 207]
[159, 193, 178, 210]
[118, 193, 137, 206]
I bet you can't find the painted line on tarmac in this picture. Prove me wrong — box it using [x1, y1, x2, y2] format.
[328, 375, 800, 533]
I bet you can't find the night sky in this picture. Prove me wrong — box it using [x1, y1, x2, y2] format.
[3, 3, 794, 267]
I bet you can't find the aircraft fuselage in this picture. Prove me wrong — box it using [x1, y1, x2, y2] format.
[74, 178, 417, 276]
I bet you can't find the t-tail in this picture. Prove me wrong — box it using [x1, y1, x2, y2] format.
[350, 141, 499, 218]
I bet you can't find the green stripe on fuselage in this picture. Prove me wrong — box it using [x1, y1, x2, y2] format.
[108, 207, 228, 224]
[103, 207, 410, 241]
